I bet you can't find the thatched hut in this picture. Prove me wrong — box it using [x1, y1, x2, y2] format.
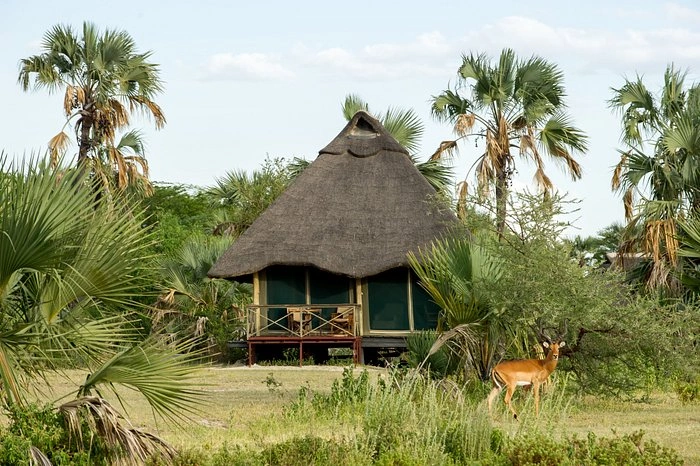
[208, 111, 458, 364]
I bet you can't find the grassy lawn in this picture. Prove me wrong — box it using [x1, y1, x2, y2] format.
[17, 364, 700, 465]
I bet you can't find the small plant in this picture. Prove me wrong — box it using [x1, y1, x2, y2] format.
[405, 330, 454, 377]
[264, 373, 282, 392]
[507, 431, 568, 466]
[260, 436, 365, 465]
[0, 404, 105, 466]
[507, 429, 683, 466]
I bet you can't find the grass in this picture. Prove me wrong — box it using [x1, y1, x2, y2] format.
[12, 365, 700, 465]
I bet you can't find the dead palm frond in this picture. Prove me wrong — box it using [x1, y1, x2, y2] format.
[29, 446, 52, 466]
[59, 396, 176, 466]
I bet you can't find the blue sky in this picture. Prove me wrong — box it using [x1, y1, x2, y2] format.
[2, 0, 700, 237]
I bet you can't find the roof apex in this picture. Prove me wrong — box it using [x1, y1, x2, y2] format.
[319, 110, 409, 158]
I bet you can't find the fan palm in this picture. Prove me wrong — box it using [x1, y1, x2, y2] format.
[207, 158, 294, 237]
[609, 65, 700, 291]
[342, 94, 454, 196]
[18, 22, 165, 194]
[408, 235, 508, 380]
[431, 49, 588, 235]
[155, 236, 251, 358]
[0, 155, 204, 458]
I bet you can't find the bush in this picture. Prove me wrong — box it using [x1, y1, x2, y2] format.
[569, 430, 683, 465]
[507, 431, 569, 466]
[405, 330, 455, 377]
[507, 430, 683, 466]
[674, 377, 700, 403]
[260, 436, 365, 466]
[0, 404, 104, 466]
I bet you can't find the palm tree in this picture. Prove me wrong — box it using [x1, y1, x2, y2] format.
[0, 155, 202, 461]
[609, 65, 700, 291]
[408, 235, 509, 380]
[431, 49, 588, 235]
[154, 235, 252, 360]
[568, 223, 629, 268]
[18, 22, 165, 194]
[207, 157, 294, 237]
[342, 94, 454, 196]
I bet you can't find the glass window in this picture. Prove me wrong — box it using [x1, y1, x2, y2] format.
[309, 268, 351, 324]
[368, 268, 409, 330]
[266, 266, 306, 329]
[412, 277, 440, 330]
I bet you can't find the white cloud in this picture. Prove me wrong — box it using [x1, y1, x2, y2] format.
[665, 2, 700, 23]
[458, 14, 700, 75]
[302, 32, 455, 80]
[202, 9, 700, 83]
[203, 52, 295, 81]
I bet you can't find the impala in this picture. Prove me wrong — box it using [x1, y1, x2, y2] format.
[487, 322, 567, 419]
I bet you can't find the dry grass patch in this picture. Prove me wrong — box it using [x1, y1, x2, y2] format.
[17, 364, 383, 450]
[566, 394, 700, 465]
[7, 365, 699, 465]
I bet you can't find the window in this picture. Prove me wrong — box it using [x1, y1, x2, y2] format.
[265, 266, 305, 329]
[412, 276, 440, 330]
[367, 269, 410, 330]
[309, 268, 352, 325]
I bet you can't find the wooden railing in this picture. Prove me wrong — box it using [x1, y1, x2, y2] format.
[246, 304, 359, 338]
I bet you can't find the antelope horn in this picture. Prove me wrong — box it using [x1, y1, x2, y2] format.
[557, 319, 568, 341]
[533, 317, 552, 343]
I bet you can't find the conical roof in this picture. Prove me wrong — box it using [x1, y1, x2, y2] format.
[208, 111, 457, 279]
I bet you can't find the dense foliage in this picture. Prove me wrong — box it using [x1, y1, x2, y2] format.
[408, 191, 699, 397]
[0, 157, 206, 463]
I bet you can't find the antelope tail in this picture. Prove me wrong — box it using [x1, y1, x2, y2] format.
[491, 368, 505, 390]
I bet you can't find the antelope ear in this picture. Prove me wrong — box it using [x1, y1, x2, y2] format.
[542, 341, 550, 348]
[559, 341, 566, 347]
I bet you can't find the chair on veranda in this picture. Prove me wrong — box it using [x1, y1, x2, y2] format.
[330, 306, 354, 335]
[287, 307, 311, 335]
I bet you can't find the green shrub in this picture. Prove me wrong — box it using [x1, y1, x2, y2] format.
[507, 430, 683, 466]
[0, 404, 105, 466]
[260, 436, 365, 466]
[288, 366, 372, 417]
[674, 377, 700, 403]
[569, 430, 683, 466]
[374, 444, 454, 466]
[0, 432, 32, 466]
[405, 330, 455, 377]
[507, 431, 569, 466]
[210, 443, 262, 466]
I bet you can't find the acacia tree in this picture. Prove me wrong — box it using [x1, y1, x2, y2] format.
[431, 49, 588, 235]
[18, 22, 165, 195]
[609, 65, 700, 292]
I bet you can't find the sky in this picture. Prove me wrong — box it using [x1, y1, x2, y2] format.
[2, 0, 700, 237]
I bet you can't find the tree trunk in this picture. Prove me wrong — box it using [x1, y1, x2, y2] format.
[77, 117, 93, 166]
[495, 169, 508, 238]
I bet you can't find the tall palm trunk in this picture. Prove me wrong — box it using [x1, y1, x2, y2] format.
[495, 169, 508, 238]
[77, 114, 93, 166]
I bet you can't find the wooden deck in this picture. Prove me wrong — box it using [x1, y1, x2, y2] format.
[245, 304, 360, 366]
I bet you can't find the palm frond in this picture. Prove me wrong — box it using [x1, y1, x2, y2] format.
[77, 337, 207, 422]
[60, 396, 176, 465]
[342, 94, 370, 121]
[381, 106, 425, 154]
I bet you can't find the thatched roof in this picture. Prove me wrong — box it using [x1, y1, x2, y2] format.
[208, 111, 457, 280]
